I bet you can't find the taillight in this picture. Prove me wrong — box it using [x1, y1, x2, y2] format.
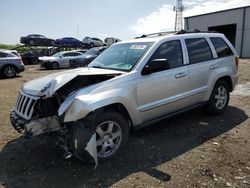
[16, 57, 22, 63]
[235, 56, 239, 71]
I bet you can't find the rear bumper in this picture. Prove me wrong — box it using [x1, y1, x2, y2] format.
[232, 74, 239, 90]
[18, 64, 25, 73]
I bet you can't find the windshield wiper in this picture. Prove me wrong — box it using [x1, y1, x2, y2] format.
[91, 65, 102, 68]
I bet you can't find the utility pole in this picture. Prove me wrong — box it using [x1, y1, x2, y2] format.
[174, 0, 184, 31]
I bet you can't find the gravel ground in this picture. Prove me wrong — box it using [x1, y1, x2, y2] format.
[0, 60, 249, 188]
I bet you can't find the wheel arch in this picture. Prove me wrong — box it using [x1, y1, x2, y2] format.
[217, 76, 233, 92]
[93, 103, 133, 128]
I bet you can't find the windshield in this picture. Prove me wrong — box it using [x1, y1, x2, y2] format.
[88, 42, 153, 71]
[85, 48, 100, 56]
[52, 52, 63, 57]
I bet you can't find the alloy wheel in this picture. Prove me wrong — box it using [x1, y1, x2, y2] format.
[214, 85, 228, 109]
[4, 66, 16, 78]
[95, 121, 122, 158]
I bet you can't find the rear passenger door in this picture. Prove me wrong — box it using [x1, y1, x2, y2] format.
[185, 37, 216, 106]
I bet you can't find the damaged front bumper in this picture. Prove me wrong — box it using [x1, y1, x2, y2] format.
[10, 110, 28, 134]
[10, 110, 62, 137]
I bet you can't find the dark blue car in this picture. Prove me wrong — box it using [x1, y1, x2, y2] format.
[56, 37, 84, 47]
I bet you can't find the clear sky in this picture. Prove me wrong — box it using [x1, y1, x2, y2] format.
[0, 0, 249, 44]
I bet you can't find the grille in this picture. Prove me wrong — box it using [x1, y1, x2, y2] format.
[14, 91, 39, 120]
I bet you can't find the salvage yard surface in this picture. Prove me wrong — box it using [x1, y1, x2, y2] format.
[0, 60, 250, 188]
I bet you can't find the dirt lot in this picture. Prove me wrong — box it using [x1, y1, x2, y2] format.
[0, 60, 250, 188]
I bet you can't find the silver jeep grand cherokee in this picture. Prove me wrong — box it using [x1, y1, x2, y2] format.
[10, 31, 239, 164]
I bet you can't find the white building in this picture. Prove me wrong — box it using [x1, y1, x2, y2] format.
[184, 6, 250, 57]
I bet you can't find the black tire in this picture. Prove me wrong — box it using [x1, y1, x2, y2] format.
[208, 80, 230, 115]
[51, 62, 59, 69]
[73, 111, 129, 163]
[2, 65, 17, 78]
[90, 43, 94, 48]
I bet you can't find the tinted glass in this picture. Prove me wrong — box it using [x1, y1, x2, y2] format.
[0, 52, 8, 58]
[185, 38, 213, 64]
[150, 40, 183, 69]
[64, 52, 80, 57]
[210, 37, 233, 58]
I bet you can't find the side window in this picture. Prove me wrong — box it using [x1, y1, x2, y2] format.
[0, 52, 8, 58]
[185, 38, 213, 64]
[210, 37, 233, 58]
[150, 40, 183, 69]
[63, 53, 71, 57]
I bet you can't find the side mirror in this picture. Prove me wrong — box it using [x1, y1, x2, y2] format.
[142, 59, 169, 75]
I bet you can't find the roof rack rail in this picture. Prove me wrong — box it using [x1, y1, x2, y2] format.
[176, 29, 218, 34]
[135, 31, 176, 39]
[135, 29, 218, 39]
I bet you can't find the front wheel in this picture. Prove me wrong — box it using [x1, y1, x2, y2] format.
[51, 62, 59, 69]
[73, 111, 129, 163]
[208, 80, 229, 115]
[90, 43, 94, 48]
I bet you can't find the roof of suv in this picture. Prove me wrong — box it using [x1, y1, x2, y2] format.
[122, 32, 225, 44]
[0, 49, 19, 54]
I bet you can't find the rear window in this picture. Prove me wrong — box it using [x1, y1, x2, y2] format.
[11, 52, 20, 57]
[185, 38, 213, 64]
[210, 37, 233, 58]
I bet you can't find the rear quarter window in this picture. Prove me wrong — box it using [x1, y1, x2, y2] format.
[0, 52, 8, 58]
[185, 38, 213, 64]
[210, 37, 234, 58]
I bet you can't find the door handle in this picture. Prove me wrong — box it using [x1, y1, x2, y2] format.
[175, 72, 187, 78]
[209, 64, 218, 70]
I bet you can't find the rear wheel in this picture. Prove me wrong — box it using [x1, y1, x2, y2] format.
[2, 65, 17, 78]
[208, 80, 229, 115]
[73, 111, 129, 163]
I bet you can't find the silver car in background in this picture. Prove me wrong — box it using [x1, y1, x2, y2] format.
[0, 49, 25, 78]
[82, 37, 106, 48]
[39, 51, 85, 69]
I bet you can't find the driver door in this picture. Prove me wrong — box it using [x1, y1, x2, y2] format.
[136, 40, 189, 123]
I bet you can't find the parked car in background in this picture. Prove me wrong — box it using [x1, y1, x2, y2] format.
[39, 51, 84, 69]
[21, 51, 42, 65]
[69, 46, 107, 68]
[82, 37, 105, 48]
[20, 34, 56, 46]
[56, 37, 84, 47]
[104, 37, 121, 46]
[0, 49, 25, 78]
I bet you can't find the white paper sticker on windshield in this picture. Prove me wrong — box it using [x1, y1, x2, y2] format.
[130, 45, 147, 50]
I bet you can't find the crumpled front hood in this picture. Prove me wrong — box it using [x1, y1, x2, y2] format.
[22, 68, 123, 97]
